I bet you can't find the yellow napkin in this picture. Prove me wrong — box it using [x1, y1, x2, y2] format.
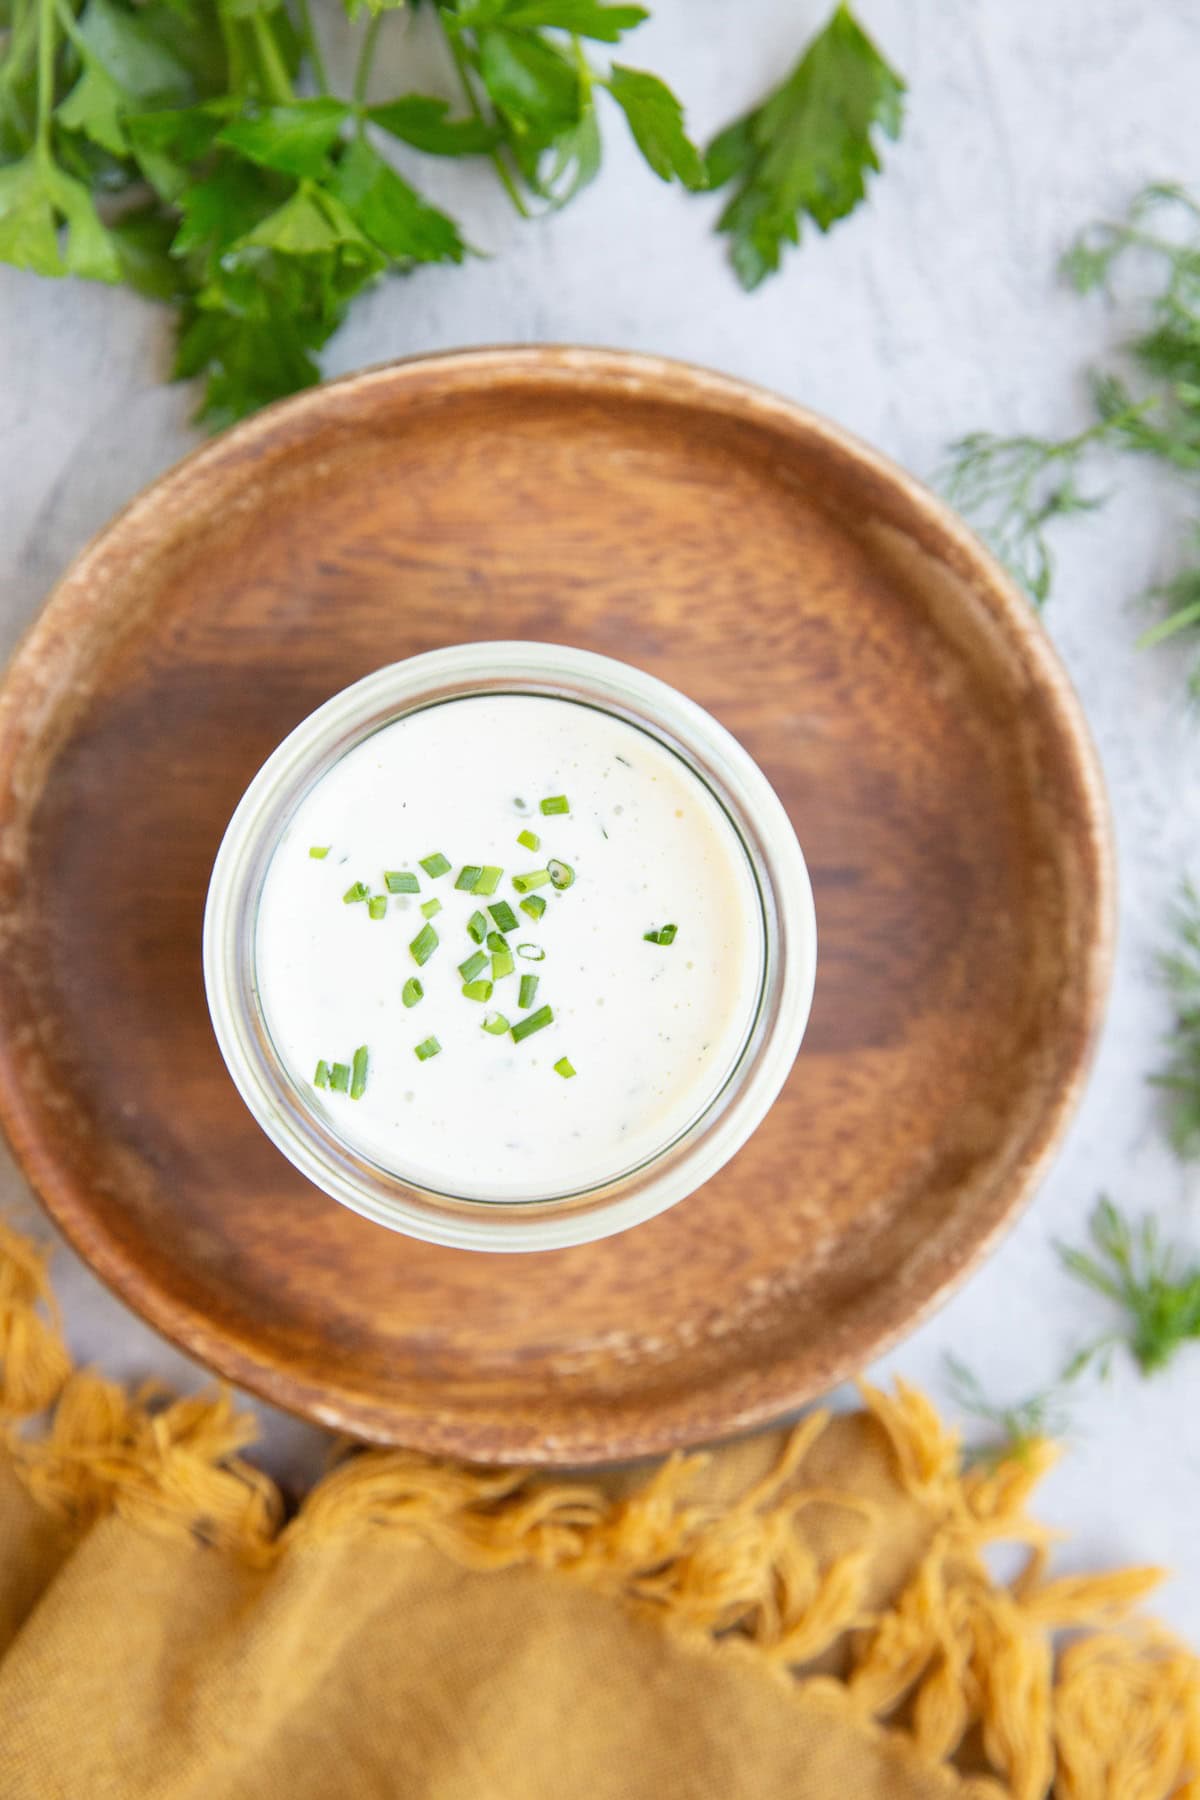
[1, 1221, 1196, 1799]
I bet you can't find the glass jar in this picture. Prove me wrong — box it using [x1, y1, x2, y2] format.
[203, 643, 816, 1251]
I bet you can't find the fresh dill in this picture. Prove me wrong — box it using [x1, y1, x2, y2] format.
[1059, 1197, 1200, 1376]
[1151, 881, 1200, 1157]
[944, 1349, 1094, 1466]
[942, 182, 1200, 677]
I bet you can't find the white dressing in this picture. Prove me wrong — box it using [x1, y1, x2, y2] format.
[255, 695, 764, 1200]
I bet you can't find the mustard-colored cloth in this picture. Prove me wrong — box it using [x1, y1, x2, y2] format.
[1, 1223, 1196, 1800]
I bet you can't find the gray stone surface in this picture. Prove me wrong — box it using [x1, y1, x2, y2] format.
[3, 0, 1199, 1621]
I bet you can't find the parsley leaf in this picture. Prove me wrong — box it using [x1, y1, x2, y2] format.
[326, 137, 467, 265]
[367, 94, 498, 155]
[217, 98, 350, 180]
[707, 1, 905, 289]
[604, 64, 704, 189]
[1150, 881, 1200, 1156]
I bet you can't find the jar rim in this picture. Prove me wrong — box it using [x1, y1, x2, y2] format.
[203, 642, 817, 1251]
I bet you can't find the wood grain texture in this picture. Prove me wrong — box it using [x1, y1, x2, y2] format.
[0, 349, 1112, 1463]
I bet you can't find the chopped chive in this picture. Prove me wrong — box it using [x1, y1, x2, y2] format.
[462, 979, 494, 1002]
[488, 899, 519, 934]
[385, 870, 420, 894]
[512, 869, 551, 894]
[313, 1059, 331, 1088]
[309, 846, 331, 860]
[517, 828, 540, 852]
[547, 859, 575, 890]
[553, 1056, 576, 1079]
[414, 1036, 441, 1061]
[368, 895, 388, 920]
[482, 1011, 510, 1035]
[459, 949, 488, 983]
[350, 1044, 370, 1100]
[486, 930, 509, 954]
[420, 853, 451, 878]
[421, 898, 442, 919]
[329, 1061, 351, 1091]
[474, 865, 503, 896]
[410, 923, 439, 965]
[519, 973, 539, 1009]
[516, 942, 546, 961]
[467, 909, 488, 944]
[520, 895, 547, 921]
[540, 795, 570, 816]
[455, 865, 483, 892]
[343, 881, 370, 904]
[492, 948, 515, 981]
[644, 924, 678, 945]
[511, 1004, 553, 1043]
[402, 977, 424, 1008]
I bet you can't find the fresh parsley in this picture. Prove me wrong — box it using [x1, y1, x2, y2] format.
[0, 0, 904, 427]
[705, 2, 904, 290]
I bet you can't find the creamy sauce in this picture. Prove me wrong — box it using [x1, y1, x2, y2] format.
[255, 696, 764, 1200]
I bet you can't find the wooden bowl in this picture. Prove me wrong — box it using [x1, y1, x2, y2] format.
[0, 349, 1112, 1463]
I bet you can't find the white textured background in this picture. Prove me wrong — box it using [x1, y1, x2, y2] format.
[3, 0, 1200, 1626]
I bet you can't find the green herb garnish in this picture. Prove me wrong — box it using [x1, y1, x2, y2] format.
[0, 3, 900, 430]
[402, 978, 424, 1008]
[492, 948, 515, 981]
[1152, 880, 1200, 1157]
[368, 895, 388, 920]
[512, 1004, 554, 1043]
[414, 1036, 442, 1062]
[547, 860, 575, 890]
[516, 944, 546, 961]
[482, 1012, 510, 1036]
[462, 979, 494, 1002]
[385, 871, 420, 894]
[1060, 1197, 1200, 1376]
[343, 882, 370, 904]
[458, 949, 488, 983]
[455, 865, 484, 892]
[474, 865, 503, 896]
[420, 853, 452, 879]
[486, 931, 509, 954]
[517, 829, 541, 851]
[309, 847, 331, 860]
[521, 896, 548, 922]
[314, 1059, 331, 1088]
[540, 794, 570, 815]
[519, 973, 540, 1009]
[488, 900, 520, 934]
[410, 923, 439, 966]
[644, 923, 677, 945]
[467, 910, 489, 944]
[350, 1044, 369, 1100]
[513, 869, 551, 893]
[553, 1056, 577, 1079]
[329, 1062, 351, 1092]
[421, 898, 442, 920]
[706, 2, 905, 291]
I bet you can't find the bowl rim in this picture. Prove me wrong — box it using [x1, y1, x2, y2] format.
[0, 344, 1114, 1461]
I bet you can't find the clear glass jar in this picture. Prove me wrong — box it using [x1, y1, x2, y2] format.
[203, 643, 816, 1251]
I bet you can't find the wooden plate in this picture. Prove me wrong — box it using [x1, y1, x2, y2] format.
[0, 349, 1111, 1464]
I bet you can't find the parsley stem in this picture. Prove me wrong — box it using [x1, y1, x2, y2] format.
[295, 0, 329, 95]
[251, 10, 294, 105]
[353, 11, 382, 108]
[442, 22, 530, 220]
[35, 0, 55, 149]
